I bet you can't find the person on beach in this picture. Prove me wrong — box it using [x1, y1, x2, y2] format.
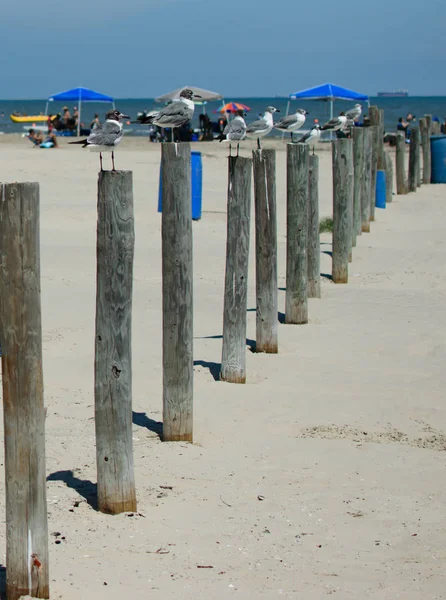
[27, 128, 58, 148]
[62, 106, 71, 124]
[90, 113, 100, 130]
[441, 117, 446, 135]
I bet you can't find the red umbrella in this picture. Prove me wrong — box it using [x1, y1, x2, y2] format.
[216, 102, 251, 114]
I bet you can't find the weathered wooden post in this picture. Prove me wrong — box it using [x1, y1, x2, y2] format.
[161, 143, 194, 437]
[352, 127, 365, 242]
[252, 149, 278, 353]
[369, 106, 385, 169]
[347, 137, 354, 262]
[307, 153, 321, 299]
[419, 117, 431, 184]
[385, 153, 393, 204]
[221, 156, 252, 382]
[361, 127, 372, 233]
[332, 139, 352, 283]
[370, 125, 379, 222]
[0, 182, 50, 600]
[285, 143, 309, 323]
[395, 133, 407, 194]
[416, 127, 422, 187]
[95, 171, 137, 513]
[408, 128, 420, 192]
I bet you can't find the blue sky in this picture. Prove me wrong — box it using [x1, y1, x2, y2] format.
[0, 0, 445, 98]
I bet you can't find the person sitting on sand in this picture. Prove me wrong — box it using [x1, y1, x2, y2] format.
[27, 128, 58, 148]
[90, 113, 100, 130]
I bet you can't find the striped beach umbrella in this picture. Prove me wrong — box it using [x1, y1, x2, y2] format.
[217, 102, 251, 114]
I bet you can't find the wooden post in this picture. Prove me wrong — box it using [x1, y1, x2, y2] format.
[408, 128, 420, 192]
[395, 133, 407, 194]
[425, 114, 433, 137]
[161, 143, 194, 438]
[419, 117, 431, 184]
[369, 106, 385, 169]
[253, 149, 278, 353]
[221, 156, 252, 382]
[347, 137, 354, 262]
[369, 125, 379, 222]
[307, 153, 321, 299]
[385, 153, 393, 204]
[0, 182, 49, 600]
[285, 143, 309, 324]
[361, 127, 372, 233]
[95, 171, 137, 514]
[332, 139, 352, 283]
[353, 127, 365, 241]
[416, 127, 422, 187]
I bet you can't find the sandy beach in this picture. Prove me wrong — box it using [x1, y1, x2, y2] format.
[0, 134, 445, 599]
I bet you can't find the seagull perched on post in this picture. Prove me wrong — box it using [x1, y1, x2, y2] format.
[274, 108, 308, 142]
[345, 103, 362, 122]
[69, 109, 129, 171]
[139, 88, 202, 140]
[245, 106, 280, 149]
[218, 109, 246, 156]
[297, 124, 321, 150]
[320, 112, 348, 131]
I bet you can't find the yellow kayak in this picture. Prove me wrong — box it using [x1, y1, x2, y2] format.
[10, 114, 57, 123]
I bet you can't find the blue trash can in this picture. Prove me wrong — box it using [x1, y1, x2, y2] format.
[430, 135, 446, 184]
[375, 169, 386, 208]
[158, 150, 202, 220]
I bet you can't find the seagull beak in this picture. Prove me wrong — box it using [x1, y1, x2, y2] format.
[276, 109, 280, 113]
[194, 94, 202, 99]
[120, 114, 130, 119]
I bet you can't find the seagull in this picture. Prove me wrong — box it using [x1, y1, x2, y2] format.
[139, 88, 201, 141]
[218, 109, 246, 156]
[245, 106, 280, 149]
[69, 109, 129, 171]
[297, 124, 321, 149]
[345, 103, 362, 122]
[274, 108, 308, 142]
[320, 112, 348, 131]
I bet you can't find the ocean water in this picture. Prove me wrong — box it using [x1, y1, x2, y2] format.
[0, 97, 445, 136]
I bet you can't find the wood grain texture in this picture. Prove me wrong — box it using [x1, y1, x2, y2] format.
[416, 126, 422, 187]
[332, 140, 352, 283]
[285, 143, 309, 324]
[307, 154, 321, 299]
[95, 171, 137, 513]
[253, 149, 278, 353]
[369, 126, 379, 222]
[346, 139, 354, 262]
[353, 127, 365, 241]
[0, 182, 49, 600]
[369, 106, 385, 170]
[161, 143, 194, 438]
[419, 118, 431, 184]
[361, 127, 372, 232]
[385, 152, 393, 204]
[408, 128, 420, 192]
[395, 133, 407, 195]
[221, 156, 252, 382]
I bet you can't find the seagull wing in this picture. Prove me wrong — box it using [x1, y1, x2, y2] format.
[155, 101, 193, 126]
[320, 116, 340, 130]
[224, 119, 246, 136]
[298, 129, 313, 143]
[246, 118, 267, 134]
[87, 121, 122, 146]
[274, 114, 298, 129]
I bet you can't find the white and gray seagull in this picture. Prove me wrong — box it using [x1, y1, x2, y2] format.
[297, 124, 321, 152]
[69, 108, 129, 171]
[274, 108, 308, 142]
[345, 103, 362, 122]
[320, 112, 348, 132]
[219, 109, 246, 156]
[246, 106, 280, 149]
[140, 88, 202, 140]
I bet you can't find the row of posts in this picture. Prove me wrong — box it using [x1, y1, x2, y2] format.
[0, 108, 435, 599]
